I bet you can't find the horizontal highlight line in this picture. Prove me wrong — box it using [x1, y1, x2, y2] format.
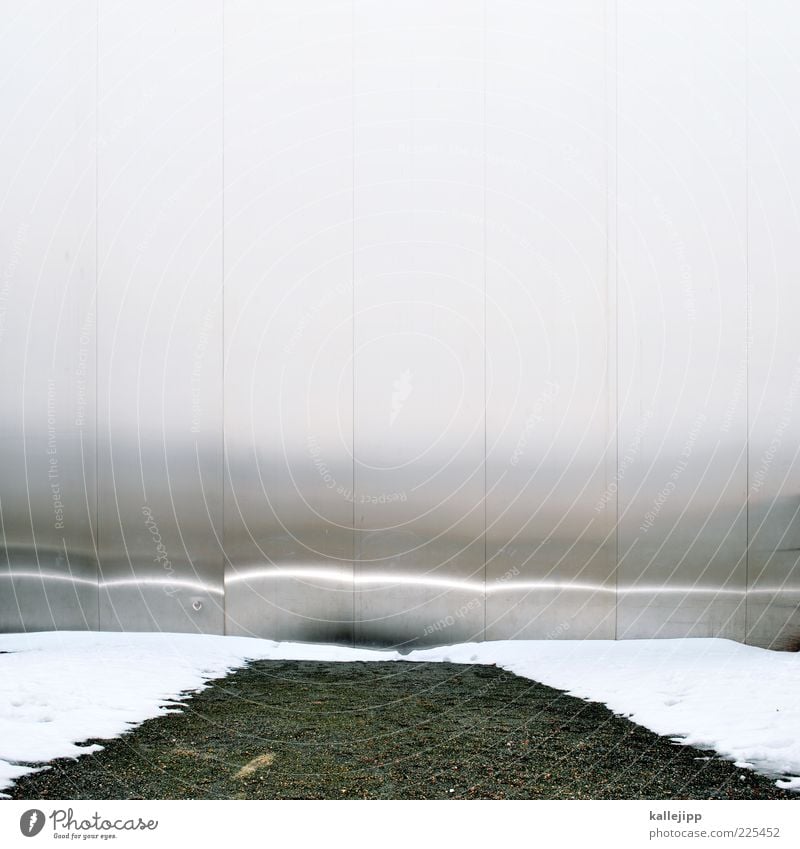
[2, 570, 797, 598]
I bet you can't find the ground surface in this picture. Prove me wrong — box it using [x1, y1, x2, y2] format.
[7, 660, 796, 800]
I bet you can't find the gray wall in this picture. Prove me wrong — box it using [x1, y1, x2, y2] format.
[2, 0, 799, 650]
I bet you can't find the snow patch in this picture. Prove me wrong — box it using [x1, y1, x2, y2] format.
[407, 638, 800, 790]
[0, 632, 798, 795]
[0, 631, 399, 796]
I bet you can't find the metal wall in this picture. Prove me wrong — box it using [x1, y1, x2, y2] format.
[352, 1, 486, 648]
[2, 0, 799, 650]
[0, 1, 98, 632]
[615, 0, 749, 641]
[484, 0, 615, 643]
[223, 0, 354, 642]
[746, 0, 800, 650]
[96, 0, 224, 634]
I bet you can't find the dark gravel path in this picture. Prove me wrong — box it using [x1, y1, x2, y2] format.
[7, 660, 797, 800]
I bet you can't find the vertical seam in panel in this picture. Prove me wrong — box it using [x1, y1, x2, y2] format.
[744, 0, 750, 643]
[614, 0, 619, 641]
[221, 0, 227, 634]
[95, 0, 100, 632]
[610, 0, 620, 641]
[482, 0, 488, 642]
[614, 0, 620, 641]
[351, 0, 356, 647]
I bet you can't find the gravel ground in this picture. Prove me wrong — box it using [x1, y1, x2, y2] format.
[7, 660, 797, 800]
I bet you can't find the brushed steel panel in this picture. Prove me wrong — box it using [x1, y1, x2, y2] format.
[353, 0, 485, 648]
[97, 0, 224, 633]
[746, 1, 800, 650]
[485, 0, 615, 641]
[0, 2, 97, 632]
[616, 1, 748, 640]
[4, 1, 800, 651]
[223, 0, 354, 642]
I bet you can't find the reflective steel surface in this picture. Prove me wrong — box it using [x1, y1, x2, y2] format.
[746, 0, 800, 650]
[352, 0, 486, 648]
[223, 0, 355, 643]
[615, 0, 749, 641]
[0, 1, 98, 632]
[96, 0, 225, 634]
[2, 0, 799, 650]
[484, 0, 616, 642]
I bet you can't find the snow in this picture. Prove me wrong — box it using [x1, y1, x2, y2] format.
[0, 631, 399, 796]
[0, 632, 798, 795]
[409, 638, 800, 791]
